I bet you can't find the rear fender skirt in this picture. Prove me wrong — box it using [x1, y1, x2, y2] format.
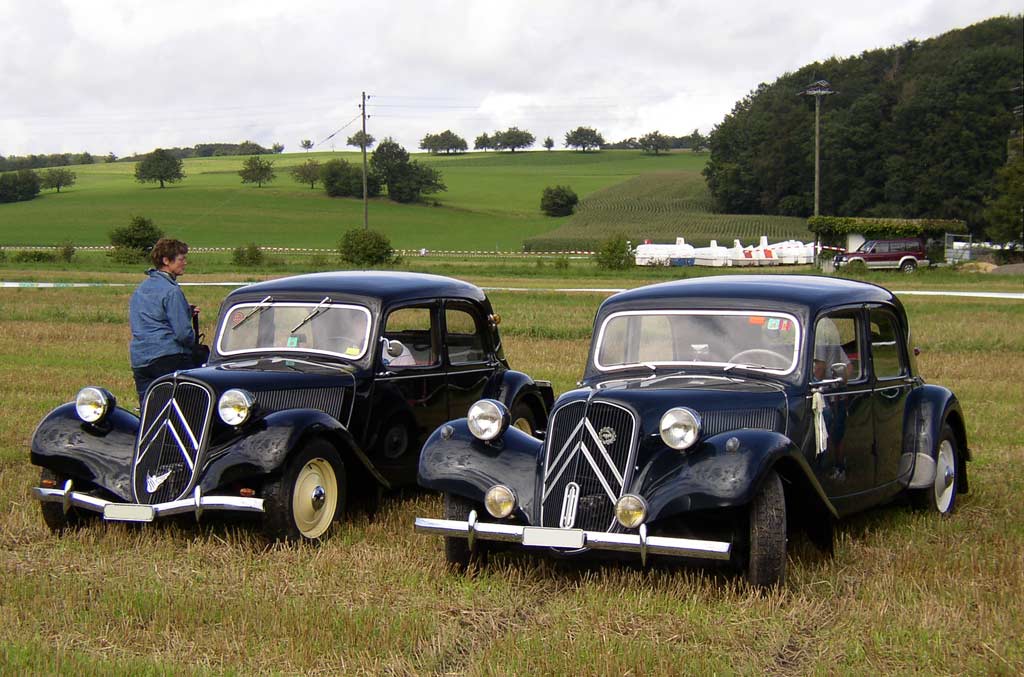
[901, 385, 969, 491]
[198, 408, 389, 492]
[417, 419, 543, 522]
[30, 403, 139, 502]
[634, 429, 836, 521]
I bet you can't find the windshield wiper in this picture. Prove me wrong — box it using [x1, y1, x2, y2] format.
[232, 295, 273, 330]
[723, 362, 766, 372]
[291, 296, 331, 333]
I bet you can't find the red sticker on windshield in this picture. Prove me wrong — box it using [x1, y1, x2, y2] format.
[230, 310, 246, 326]
[748, 316, 766, 325]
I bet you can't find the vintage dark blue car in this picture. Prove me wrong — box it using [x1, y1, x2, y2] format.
[31, 271, 553, 541]
[415, 275, 969, 586]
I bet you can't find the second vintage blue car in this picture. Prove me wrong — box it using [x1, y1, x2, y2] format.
[415, 275, 969, 586]
[31, 271, 553, 541]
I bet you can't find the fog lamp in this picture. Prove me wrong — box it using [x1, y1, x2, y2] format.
[614, 494, 648, 528]
[218, 389, 255, 426]
[467, 399, 509, 441]
[76, 386, 114, 423]
[484, 484, 517, 518]
[660, 407, 701, 450]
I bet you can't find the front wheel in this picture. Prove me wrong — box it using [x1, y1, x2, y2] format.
[262, 440, 346, 542]
[912, 424, 959, 515]
[39, 468, 93, 534]
[443, 492, 488, 570]
[746, 470, 787, 587]
[510, 401, 538, 437]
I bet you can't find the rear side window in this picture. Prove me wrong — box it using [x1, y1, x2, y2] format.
[869, 310, 906, 379]
[445, 305, 487, 364]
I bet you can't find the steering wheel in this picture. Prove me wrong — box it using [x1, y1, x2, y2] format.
[728, 348, 790, 369]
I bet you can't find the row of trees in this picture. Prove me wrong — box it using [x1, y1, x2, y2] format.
[0, 141, 287, 173]
[0, 167, 78, 203]
[0, 151, 113, 172]
[701, 16, 1021, 238]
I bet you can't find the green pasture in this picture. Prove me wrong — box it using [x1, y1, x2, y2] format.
[0, 268, 1021, 674]
[0, 150, 714, 251]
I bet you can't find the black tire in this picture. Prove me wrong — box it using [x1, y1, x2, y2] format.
[911, 424, 959, 515]
[900, 259, 917, 273]
[39, 468, 93, 534]
[746, 470, 787, 587]
[261, 440, 346, 542]
[510, 401, 537, 437]
[443, 492, 488, 570]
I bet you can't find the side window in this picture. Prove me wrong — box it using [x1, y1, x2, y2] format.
[869, 310, 906, 379]
[813, 311, 862, 382]
[445, 305, 487, 364]
[383, 306, 437, 367]
[875, 241, 890, 254]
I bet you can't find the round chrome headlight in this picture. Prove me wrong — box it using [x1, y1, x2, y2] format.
[484, 484, 517, 518]
[660, 407, 702, 450]
[614, 494, 648, 528]
[75, 386, 113, 423]
[218, 389, 255, 426]
[467, 399, 509, 441]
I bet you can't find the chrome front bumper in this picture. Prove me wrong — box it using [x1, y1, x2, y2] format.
[414, 510, 732, 565]
[32, 480, 265, 522]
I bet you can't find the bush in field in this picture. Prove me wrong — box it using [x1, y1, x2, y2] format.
[232, 243, 265, 267]
[321, 159, 381, 198]
[58, 241, 75, 262]
[13, 250, 58, 263]
[0, 249, 6, 263]
[594, 233, 633, 270]
[109, 216, 164, 263]
[540, 185, 578, 217]
[553, 255, 570, 270]
[338, 228, 396, 266]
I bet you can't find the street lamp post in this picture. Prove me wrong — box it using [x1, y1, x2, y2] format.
[798, 80, 835, 217]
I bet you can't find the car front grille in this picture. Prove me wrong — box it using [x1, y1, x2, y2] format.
[540, 400, 638, 532]
[133, 381, 213, 504]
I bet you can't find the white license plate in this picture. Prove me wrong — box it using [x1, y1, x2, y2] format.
[104, 504, 156, 522]
[522, 527, 585, 549]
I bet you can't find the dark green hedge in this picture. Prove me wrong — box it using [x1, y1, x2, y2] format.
[807, 216, 966, 237]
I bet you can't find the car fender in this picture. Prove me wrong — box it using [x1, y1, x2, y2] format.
[198, 408, 390, 493]
[417, 419, 543, 522]
[900, 384, 969, 491]
[486, 370, 555, 427]
[633, 429, 838, 522]
[30, 403, 139, 502]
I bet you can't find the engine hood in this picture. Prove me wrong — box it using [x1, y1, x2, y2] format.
[167, 356, 361, 394]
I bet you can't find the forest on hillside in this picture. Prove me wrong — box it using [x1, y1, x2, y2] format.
[703, 16, 1023, 237]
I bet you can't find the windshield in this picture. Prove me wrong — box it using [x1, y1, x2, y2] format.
[594, 310, 801, 375]
[217, 301, 372, 360]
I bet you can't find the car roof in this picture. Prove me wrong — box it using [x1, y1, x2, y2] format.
[599, 275, 898, 316]
[227, 271, 488, 305]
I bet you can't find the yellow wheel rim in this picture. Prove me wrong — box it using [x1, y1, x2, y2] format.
[292, 458, 338, 539]
[512, 417, 533, 435]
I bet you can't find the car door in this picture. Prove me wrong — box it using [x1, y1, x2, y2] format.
[810, 309, 876, 507]
[868, 306, 913, 488]
[443, 300, 495, 420]
[370, 302, 447, 483]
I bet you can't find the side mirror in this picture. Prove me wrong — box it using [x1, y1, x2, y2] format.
[384, 338, 405, 358]
[830, 362, 847, 379]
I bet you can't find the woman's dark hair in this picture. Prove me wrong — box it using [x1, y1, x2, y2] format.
[150, 238, 189, 269]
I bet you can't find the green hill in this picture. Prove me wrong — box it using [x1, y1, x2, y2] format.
[0, 150, 718, 250]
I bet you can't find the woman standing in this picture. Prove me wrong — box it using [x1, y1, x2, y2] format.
[129, 238, 200, 403]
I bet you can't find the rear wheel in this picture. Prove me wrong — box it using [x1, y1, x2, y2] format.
[262, 440, 346, 542]
[746, 470, 787, 587]
[912, 424, 959, 515]
[899, 259, 918, 273]
[443, 492, 488, 570]
[39, 468, 93, 533]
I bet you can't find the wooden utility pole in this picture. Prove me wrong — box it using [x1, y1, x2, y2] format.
[798, 80, 835, 217]
[360, 91, 369, 230]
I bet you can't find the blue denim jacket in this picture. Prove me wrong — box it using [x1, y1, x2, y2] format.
[129, 269, 195, 368]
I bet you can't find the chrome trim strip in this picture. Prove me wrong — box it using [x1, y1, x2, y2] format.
[413, 517, 732, 561]
[163, 419, 196, 472]
[32, 486, 265, 516]
[577, 442, 618, 503]
[585, 419, 624, 486]
[543, 416, 586, 482]
[171, 398, 201, 450]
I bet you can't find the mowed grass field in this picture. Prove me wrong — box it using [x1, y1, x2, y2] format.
[0, 268, 1021, 674]
[0, 150, 721, 251]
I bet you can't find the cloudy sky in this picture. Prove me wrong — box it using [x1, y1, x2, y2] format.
[0, 0, 1019, 157]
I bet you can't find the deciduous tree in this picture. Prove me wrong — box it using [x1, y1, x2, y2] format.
[41, 167, 76, 193]
[238, 155, 276, 187]
[494, 127, 535, 152]
[543, 137, 554, 151]
[639, 131, 671, 155]
[289, 159, 322, 189]
[474, 133, 492, 151]
[300, 139, 314, 152]
[134, 149, 185, 188]
[564, 126, 604, 152]
[347, 131, 375, 151]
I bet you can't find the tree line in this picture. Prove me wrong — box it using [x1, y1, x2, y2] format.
[702, 15, 1022, 238]
[0, 140, 284, 173]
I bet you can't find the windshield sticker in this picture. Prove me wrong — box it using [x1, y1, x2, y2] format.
[748, 316, 765, 325]
[766, 318, 780, 330]
[287, 336, 299, 347]
[345, 346, 360, 356]
[230, 310, 246, 327]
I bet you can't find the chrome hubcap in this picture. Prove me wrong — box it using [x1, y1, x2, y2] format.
[310, 485, 326, 511]
[933, 440, 955, 513]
